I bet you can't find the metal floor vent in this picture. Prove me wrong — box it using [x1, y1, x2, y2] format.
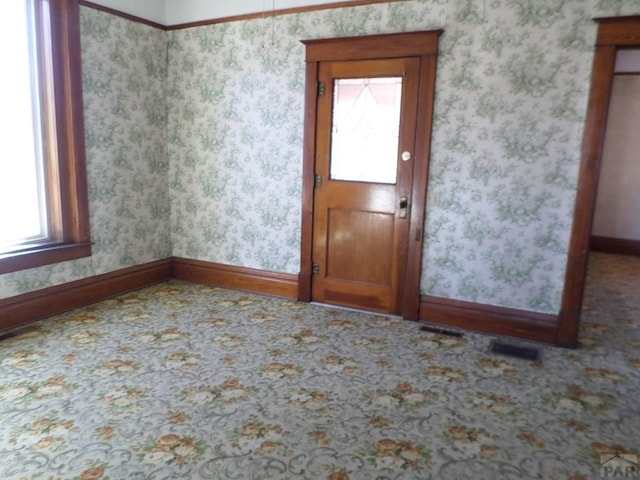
[419, 325, 463, 338]
[489, 339, 541, 362]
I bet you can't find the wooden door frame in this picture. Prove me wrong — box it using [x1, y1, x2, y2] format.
[558, 16, 640, 347]
[297, 30, 442, 320]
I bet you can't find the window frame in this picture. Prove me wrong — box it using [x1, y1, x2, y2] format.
[0, 0, 91, 275]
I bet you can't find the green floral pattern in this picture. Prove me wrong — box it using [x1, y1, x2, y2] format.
[2, 1, 640, 315]
[0, 253, 637, 478]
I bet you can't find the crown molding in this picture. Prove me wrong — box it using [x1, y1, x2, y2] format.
[83, 0, 411, 29]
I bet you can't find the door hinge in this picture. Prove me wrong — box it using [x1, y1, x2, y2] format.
[312, 263, 320, 275]
[317, 81, 325, 96]
[314, 174, 322, 188]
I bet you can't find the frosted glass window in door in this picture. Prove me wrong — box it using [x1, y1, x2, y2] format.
[330, 77, 402, 184]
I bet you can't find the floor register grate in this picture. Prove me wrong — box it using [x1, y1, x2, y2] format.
[489, 339, 542, 362]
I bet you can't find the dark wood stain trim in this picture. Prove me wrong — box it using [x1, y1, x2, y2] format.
[1, 256, 564, 346]
[420, 295, 558, 345]
[166, 0, 411, 30]
[401, 52, 439, 320]
[0, 0, 93, 276]
[591, 236, 640, 256]
[173, 258, 298, 299]
[558, 44, 616, 348]
[596, 15, 640, 23]
[298, 61, 319, 302]
[596, 16, 640, 46]
[0, 243, 92, 275]
[298, 31, 442, 319]
[302, 30, 443, 62]
[57, 0, 92, 248]
[0, 259, 172, 332]
[559, 16, 640, 348]
[79, 1, 167, 30]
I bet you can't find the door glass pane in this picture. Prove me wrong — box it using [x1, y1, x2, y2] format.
[330, 77, 402, 184]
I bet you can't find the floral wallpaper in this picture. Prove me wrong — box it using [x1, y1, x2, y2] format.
[0, 7, 171, 299]
[2, 1, 640, 316]
[167, 3, 447, 275]
[168, 0, 640, 314]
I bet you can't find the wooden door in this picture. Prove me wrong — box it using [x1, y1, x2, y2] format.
[311, 57, 420, 314]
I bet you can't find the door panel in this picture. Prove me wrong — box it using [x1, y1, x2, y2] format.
[326, 208, 394, 285]
[311, 57, 420, 314]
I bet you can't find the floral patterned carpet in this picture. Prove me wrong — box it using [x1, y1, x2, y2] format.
[0, 253, 638, 479]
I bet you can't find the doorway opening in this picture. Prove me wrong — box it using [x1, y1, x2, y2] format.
[559, 16, 640, 347]
[590, 50, 640, 254]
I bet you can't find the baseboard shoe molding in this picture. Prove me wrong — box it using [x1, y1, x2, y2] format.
[590, 235, 640, 257]
[172, 257, 298, 299]
[0, 259, 173, 332]
[419, 295, 558, 344]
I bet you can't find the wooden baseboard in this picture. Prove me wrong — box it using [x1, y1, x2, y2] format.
[0, 259, 172, 332]
[172, 257, 298, 299]
[2, 255, 562, 346]
[0, 257, 297, 332]
[420, 295, 558, 345]
[590, 235, 640, 256]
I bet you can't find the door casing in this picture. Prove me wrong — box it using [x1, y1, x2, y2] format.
[558, 16, 640, 347]
[297, 31, 442, 320]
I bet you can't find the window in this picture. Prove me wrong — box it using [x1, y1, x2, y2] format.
[0, 0, 90, 275]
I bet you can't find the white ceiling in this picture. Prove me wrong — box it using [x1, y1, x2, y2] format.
[90, 0, 166, 24]
[89, 0, 362, 26]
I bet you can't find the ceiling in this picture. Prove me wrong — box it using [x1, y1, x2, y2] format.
[89, 0, 361, 26]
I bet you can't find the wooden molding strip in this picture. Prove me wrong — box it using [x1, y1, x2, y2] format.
[591, 235, 640, 256]
[559, 16, 640, 349]
[596, 16, 640, 46]
[80, 0, 416, 31]
[0, 259, 172, 332]
[302, 30, 442, 61]
[420, 295, 558, 345]
[1, 255, 565, 346]
[0, 243, 92, 275]
[166, 0, 411, 30]
[79, 1, 167, 30]
[172, 257, 298, 299]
